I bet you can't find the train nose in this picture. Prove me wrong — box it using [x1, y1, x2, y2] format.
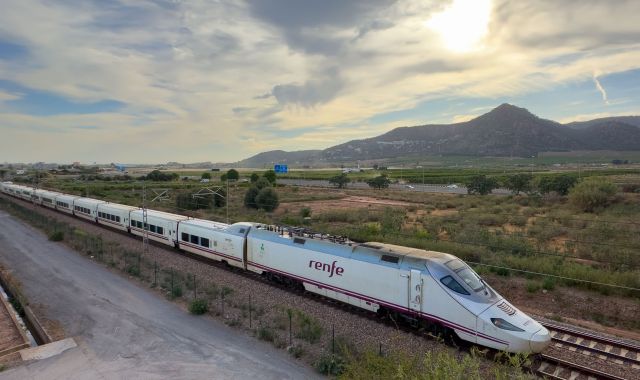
[529, 326, 551, 353]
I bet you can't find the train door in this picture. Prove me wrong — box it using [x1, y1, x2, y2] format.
[409, 269, 423, 312]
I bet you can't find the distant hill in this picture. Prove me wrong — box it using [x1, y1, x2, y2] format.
[566, 116, 640, 129]
[236, 149, 321, 168]
[236, 104, 640, 166]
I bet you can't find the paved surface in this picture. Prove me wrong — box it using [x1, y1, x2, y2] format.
[0, 211, 320, 380]
[278, 179, 511, 194]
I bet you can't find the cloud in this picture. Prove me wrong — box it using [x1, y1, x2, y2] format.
[271, 67, 343, 107]
[1, 0, 640, 163]
[592, 72, 609, 105]
[0, 90, 22, 102]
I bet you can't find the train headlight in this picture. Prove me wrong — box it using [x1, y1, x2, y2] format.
[491, 318, 524, 332]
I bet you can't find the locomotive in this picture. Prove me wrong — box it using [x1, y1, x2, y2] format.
[1, 182, 550, 353]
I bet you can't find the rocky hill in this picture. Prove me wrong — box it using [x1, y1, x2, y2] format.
[237, 104, 640, 166]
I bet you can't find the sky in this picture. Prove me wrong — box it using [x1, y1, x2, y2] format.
[1, 0, 640, 164]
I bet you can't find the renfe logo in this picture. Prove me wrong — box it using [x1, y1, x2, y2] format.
[309, 260, 344, 278]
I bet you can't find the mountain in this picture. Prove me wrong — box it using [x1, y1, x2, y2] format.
[236, 104, 640, 166]
[566, 116, 640, 129]
[236, 149, 321, 168]
[322, 104, 580, 160]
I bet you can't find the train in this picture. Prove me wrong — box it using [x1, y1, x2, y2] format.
[0, 181, 550, 353]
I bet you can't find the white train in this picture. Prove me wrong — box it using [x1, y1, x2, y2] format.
[0, 182, 550, 353]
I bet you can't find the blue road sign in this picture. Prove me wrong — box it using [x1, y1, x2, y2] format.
[274, 164, 288, 173]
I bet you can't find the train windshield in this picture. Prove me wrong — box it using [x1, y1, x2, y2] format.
[445, 259, 485, 292]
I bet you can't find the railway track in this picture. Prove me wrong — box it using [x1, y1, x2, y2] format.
[541, 321, 640, 369]
[533, 353, 628, 380]
[4, 195, 640, 379]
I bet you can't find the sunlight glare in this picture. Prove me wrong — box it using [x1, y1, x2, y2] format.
[425, 0, 492, 53]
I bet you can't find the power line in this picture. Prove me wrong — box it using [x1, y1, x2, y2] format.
[325, 226, 640, 269]
[467, 262, 640, 292]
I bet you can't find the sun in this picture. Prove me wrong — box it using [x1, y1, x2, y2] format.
[425, 0, 492, 53]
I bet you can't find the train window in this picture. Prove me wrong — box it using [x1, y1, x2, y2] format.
[446, 259, 484, 292]
[190, 235, 199, 244]
[201, 238, 210, 247]
[182, 233, 189, 241]
[381, 255, 399, 264]
[440, 275, 470, 295]
[157, 226, 164, 235]
[293, 238, 306, 245]
[116, 216, 120, 223]
[238, 228, 245, 234]
[150, 225, 156, 233]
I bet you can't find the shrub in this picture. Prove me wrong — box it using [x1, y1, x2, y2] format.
[126, 265, 140, 277]
[257, 326, 276, 342]
[295, 311, 323, 344]
[255, 187, 279, 212]
[569, 178, 618, 212]
[542, 277, 556, 291]
[48, 231, 64, 241]
[526, 281, 541, 293]
[299, 207, 312, 218]
[171, 285, 183, 298]
[263, 169, 276, 185]
[288, 344, 305, 358]
[315, 353, 346, 376]
[189, 299, 209, 315]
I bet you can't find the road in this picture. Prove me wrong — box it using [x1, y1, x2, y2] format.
[278, 179, 511, 195]
[0, 210, 320, 380]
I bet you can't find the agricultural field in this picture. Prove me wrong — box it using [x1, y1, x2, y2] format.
[33, 172, 640, 332]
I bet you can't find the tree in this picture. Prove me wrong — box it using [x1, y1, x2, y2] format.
[250, 173, 260, 183]
[145, 170, 179, 182]
[504, 173, 532, 195]
[329, 173, 349, 188]
[201, 172, 211, 180]
[537, 175, 577, 196]
[263, 169, 277, 185]
[255, 187, 279, 212]
[220, 173, 227, 182]
[244, 186, 260, 209]
[226, 169, 239, 181]
[569, 178, 618, 212]
[466, 175, 497, 195]
[255, 178, 271, 190]
[366, 175, 390, 190]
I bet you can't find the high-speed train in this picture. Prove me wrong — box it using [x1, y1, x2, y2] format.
[0, 182, 550, 353]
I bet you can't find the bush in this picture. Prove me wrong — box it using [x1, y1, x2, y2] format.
[542, 277, 556, 291]
[255, 187, 279, 212]
[288, 344, 305, 358]
[258, 326, 276, 342]
[295, 311, 323, 344]
[315, 353, 346, 376]
[244, 186, 260, 209]
[48, 231, 64, 241]
[189, 299, 209, 315]
[569, 178, 618, 212]
[299, 207, 312, 218]
[171, 285, 183, 298]
[526, 281, 541, 293]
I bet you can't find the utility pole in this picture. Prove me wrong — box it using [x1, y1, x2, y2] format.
[142, 182, 149, 274]
[226, 178, 229, 224]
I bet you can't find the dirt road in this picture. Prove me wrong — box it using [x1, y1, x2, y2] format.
[0, 211, 319, 379]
